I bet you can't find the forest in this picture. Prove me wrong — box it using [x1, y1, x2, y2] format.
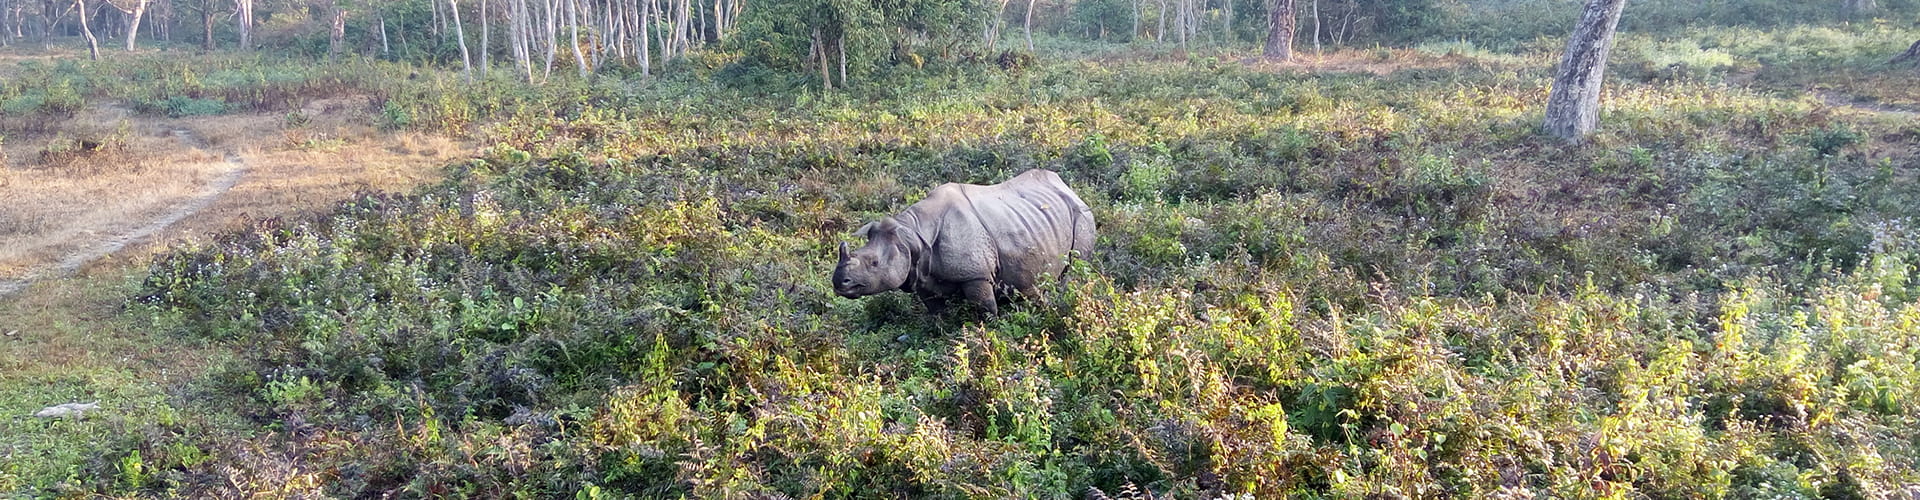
[2, 0, 1920, 497]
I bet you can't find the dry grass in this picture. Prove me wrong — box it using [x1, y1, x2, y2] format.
[0, 100, 465, 288]
[0, 105, 226, 280]
[155, 113, 462, 243]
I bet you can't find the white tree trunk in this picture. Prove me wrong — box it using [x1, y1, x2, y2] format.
[638, 0, 651, 75]
[450, 0, 473, 78]
[1023, 0, 1034, 52]
[1219, 0, 1231, 43]
[479, 0, 491, 76]
[235, 0, 251, 49]
[568, 0, 588, 76]
[514, 0, 535, 80]
[76, 0, 100, 59]
[543, 0, 558, 80]
[1310, 0, 1319, 55]
[1543, 0, 1628, 141]
[327, 1, 345, 57]
[121, 0, 147, 51]
[379, 9, 390, 55]
[1154, 0, 1166, 42]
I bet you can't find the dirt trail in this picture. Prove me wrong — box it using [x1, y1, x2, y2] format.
[0, 130, 247, 298]
[1817, 91, 1920, 119]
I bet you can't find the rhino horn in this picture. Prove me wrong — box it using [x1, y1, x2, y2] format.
[838, 241, 849, 261]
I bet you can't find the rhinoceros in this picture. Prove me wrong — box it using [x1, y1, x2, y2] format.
[834, 169, 1095, 316]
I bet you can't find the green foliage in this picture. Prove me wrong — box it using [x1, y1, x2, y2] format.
[7, 12, 1919, 498]
[732, 0, 988, 85]
[159, 96, 233, 117]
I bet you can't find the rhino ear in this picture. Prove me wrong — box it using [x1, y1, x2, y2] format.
[852, 222, 876, 239]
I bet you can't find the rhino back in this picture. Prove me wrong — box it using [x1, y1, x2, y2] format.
[956, 171, 1087, 287]
[899, 170, 1092, 292]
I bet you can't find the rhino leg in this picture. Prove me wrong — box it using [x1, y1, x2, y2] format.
[1071, 208, 1096, 260]
[920, 294, 951, 317]
[961, 280, 998, 317]
[1017, 284, 1052, 309]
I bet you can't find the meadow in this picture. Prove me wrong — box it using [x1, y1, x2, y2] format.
[3, 10, 1920, 499]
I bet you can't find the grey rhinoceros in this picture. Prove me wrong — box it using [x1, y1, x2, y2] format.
[833, 169, 1095, 316]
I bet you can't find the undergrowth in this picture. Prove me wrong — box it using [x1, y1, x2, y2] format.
[4, 13, 1920, 499]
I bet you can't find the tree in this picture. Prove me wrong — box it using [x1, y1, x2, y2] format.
[736, 0, 980, 87]
[1022, 0, 1034, 52]
[477, 0, 489, 76]
[235, 0, 252, 49]
[107, 0, 148, 50]
[1263, 0, 1292, 61]
[324, 0, 347, 56]
[1543, 0, 1627, 142]
[193, 0, 217, 50]
[0, 0, 10, 47]
[449, 0, 472, 77]
[75, 0, 100, 59]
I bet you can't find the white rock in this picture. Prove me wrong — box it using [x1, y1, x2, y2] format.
[33, 402, 99, 418]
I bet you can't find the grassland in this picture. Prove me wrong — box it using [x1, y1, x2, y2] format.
[3, 15, 1920, 499]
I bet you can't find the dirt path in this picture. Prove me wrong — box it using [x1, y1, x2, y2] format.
[1817, 91, 1920, 119]
[0, 129, 247, 298]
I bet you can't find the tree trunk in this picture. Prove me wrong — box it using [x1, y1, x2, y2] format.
[236, 0, 251, 49]
[479, 0, 490, 76]
[1023, 0, 1034, 52]
[450, 0, 472, 78]
[1543, 0, 1628, 142]
[379, 7, 390, 56]
[568, 0, 587, 76]
[512, 0, 531, 79]
[637, 0, 650, 75]
[1175, 0, 1186, 49]
[1263, 0, 1292, 61]
[1219, 0, 1231, 43]
[1153, 0, 1166, 42]
[198, 0, 210, 50]
[328, 1, 345, 57]
[816, 29, 828, 88]
[75, 0, 99, 59]
[675, 0, 687, 57]
[542, 0, 557, 79]
[121, 0, 146, 51]
[987, 0, 1007, 51]
[1310, 0, 1319, 55]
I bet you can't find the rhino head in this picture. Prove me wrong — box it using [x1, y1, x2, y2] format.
[834, 218, 914, 299]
